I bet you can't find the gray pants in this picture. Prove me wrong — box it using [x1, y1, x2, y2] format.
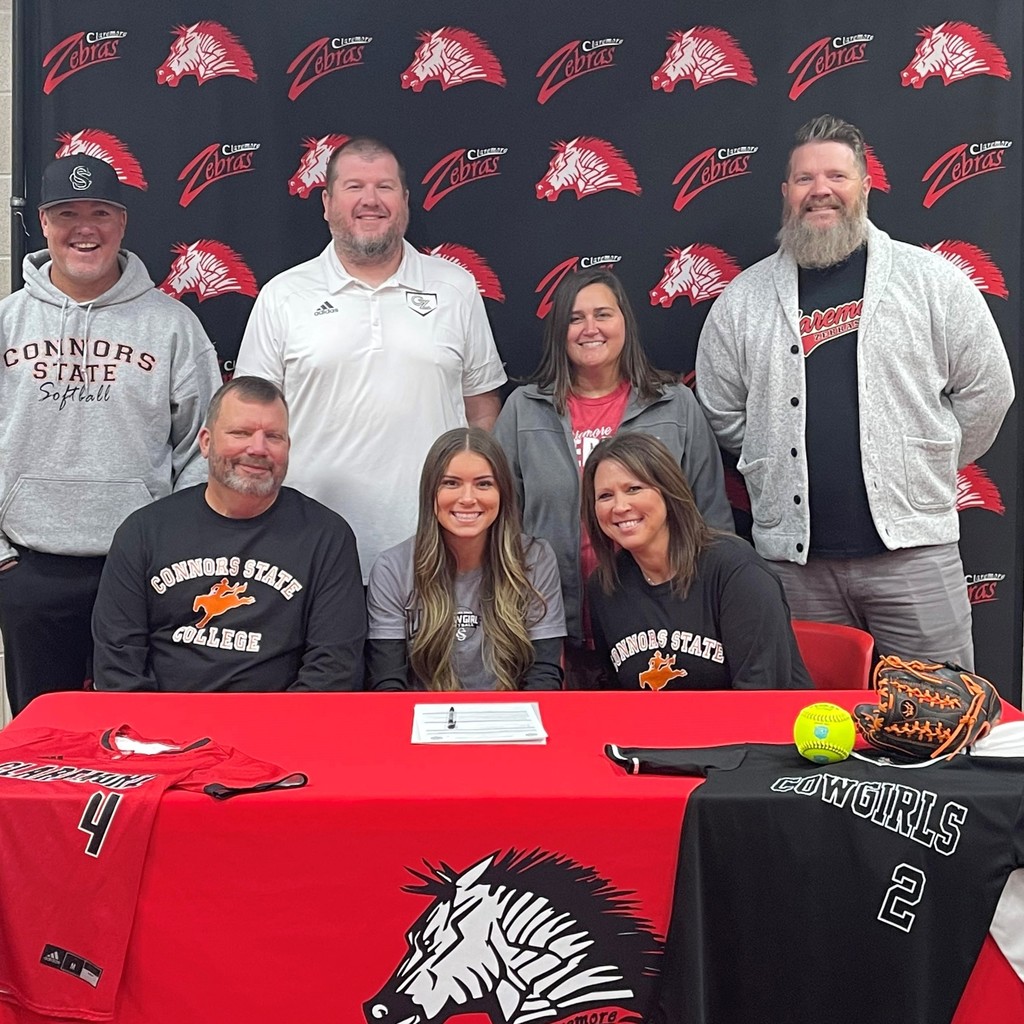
[770, 542, 974, 671]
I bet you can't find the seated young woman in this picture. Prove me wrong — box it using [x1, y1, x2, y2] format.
[366, 428, 566, 691]
[581, 433, 813, 690]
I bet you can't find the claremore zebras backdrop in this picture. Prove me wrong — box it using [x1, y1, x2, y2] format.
[13, 1, 1023, 699]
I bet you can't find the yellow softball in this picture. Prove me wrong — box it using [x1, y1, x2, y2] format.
[793, 702, 856, 764]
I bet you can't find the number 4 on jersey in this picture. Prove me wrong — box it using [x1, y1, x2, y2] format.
[77, 792, 122, 857]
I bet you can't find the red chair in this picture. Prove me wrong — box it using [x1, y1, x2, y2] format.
[791, 619, 875, 689]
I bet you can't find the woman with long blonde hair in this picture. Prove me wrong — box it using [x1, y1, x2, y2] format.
[366, 428, 565, 690]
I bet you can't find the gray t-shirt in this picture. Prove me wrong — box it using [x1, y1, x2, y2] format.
[367, 535, 565, 690]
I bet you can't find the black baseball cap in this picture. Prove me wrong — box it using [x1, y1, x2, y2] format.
[39, 155, 126, 211]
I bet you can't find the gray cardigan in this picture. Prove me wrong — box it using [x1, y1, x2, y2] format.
[695, 222, 1014, 564]
[494, 382, 732, 643]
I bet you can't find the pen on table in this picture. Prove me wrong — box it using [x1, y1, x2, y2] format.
[447, 706, 457, 730]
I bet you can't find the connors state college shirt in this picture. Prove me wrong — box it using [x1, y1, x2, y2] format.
[0, 726, 306, 1020]
[606, 742, 1024, 1024]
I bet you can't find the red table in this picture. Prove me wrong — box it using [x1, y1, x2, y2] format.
[2, 690, 1021, 1024]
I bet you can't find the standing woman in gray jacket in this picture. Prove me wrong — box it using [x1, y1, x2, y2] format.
[494, 267, 732, 687]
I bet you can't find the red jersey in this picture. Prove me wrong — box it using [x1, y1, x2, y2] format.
[0, 725, 306, 1020]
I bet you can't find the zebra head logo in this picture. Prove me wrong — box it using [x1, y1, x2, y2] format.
[535, 137, 641, 202]
[364, 849, 662, 1024]
[289, 133, 350, 198]
[159, 240, 257, 302]
[651, 26, 757, 92]
[922, 240, 1008, 299]
[55, 130, 148, 191]
[900, 21, 1011, 89]
[156, 21, 257, 87]
[401, 27, 506, 91]
[956, 463, 1005, 515]
[423, 243, 506, 302]
[649, 244, 741, 308]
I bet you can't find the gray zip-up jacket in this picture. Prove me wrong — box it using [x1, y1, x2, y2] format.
[695, 222, 1014, 565]
[494, 383, 732, 643]
[0, 249, 222, 560]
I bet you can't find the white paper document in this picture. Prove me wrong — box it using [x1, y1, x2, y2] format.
[412, 702, 548, 744]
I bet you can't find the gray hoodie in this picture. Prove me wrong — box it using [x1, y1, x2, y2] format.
[0, 249, 222, 560]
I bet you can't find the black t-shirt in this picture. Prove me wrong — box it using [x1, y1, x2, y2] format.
[587, 537, 813, 690]
[607, 743, 1024, 1024]
[799, 245, 886, 557]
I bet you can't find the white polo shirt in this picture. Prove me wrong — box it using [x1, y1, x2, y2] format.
[237, 241, 507, 577]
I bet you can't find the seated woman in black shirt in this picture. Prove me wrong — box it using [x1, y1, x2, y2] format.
[581, 433, 812, 690]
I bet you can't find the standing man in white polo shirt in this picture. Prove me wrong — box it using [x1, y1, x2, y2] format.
[236, 137, 507, 577]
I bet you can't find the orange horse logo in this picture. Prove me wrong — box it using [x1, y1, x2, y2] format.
[638, 651, 687, 691]
[193, 579, 255, 627]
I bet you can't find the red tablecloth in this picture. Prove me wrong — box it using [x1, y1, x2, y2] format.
[2, 690, 1021, 1024]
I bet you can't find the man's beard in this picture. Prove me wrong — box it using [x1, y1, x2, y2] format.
[778, 194, 868, 269]
[333, 222, 404, 265]
[209, 452, 284, 499]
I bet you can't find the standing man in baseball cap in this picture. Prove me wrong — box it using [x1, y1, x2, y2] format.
[0, 154, 222, 715]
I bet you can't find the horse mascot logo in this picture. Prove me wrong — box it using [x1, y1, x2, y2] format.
[956, 464, 1004, 515]
[649, 245, 740, 308]
[289, 134, 350, 199]
[156, 21, 257, 87]
[651, 27, 757, 91]
[922, 240, 1008, 299]
[401, 28, 505, 91]
[536, 138, 641, 202]
[54, 130, 148, 191]
[364, 849, 662, 1024]
[423, 244, 505, 302]
[900, 22, 1010, 88]
[159, 240, 258, 302]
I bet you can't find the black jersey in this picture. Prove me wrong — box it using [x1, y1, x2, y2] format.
[607, 743, 1024, 1024]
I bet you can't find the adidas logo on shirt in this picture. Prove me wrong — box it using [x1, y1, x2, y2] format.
[313, 300, 338, 317]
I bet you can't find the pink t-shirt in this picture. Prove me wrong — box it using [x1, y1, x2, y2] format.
[567, 380, 631, 642]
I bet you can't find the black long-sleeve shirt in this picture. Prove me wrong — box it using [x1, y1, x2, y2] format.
[92, 485, 366, 692]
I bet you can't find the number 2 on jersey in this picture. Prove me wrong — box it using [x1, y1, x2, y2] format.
[878, 862, 926, 932]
